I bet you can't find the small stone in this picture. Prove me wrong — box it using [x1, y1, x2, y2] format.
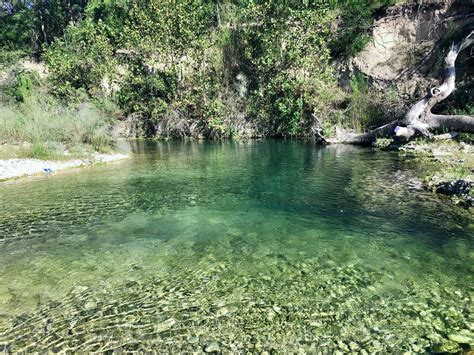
[411, 344, 421, 352]
[217, 307, 229, 317]
[349, 341, 359, 351]
[448, 330, 473, 344]
[84, 301, 96, 310]
[371, 340, 382, 351]
[188, 336, 199, 344]
[427, 333, 441, 341]
[204, 342, 220, 353]
[337, 341, 349, 352]
[434, 339, 461, 353]
[272, 305, 282, 314]
[156, 318, 176, 332]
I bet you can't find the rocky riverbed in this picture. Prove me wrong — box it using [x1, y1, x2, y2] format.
[0, 254, 472, 353]
[0, 140, 472, 353]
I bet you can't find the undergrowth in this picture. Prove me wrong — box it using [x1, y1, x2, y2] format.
[0, 99, 114, 159]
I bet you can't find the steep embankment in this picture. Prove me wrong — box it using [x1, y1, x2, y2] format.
[338, 2, 474, 207]
[340, 1, 473, 113]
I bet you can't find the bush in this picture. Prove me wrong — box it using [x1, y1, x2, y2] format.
[8, 0, 408, 140]
[343, 74, 395, 132]
[45, 19, 117, 99]
[330, 0, 397, 59]
[0, 93, 114, 158]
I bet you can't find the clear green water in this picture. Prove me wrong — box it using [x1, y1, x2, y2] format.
[0, 140, 472, 353]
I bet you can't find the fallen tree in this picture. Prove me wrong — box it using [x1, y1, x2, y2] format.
[329, 30, 474, 145]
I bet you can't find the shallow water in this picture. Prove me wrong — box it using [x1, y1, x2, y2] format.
[0, 140, 472, 352]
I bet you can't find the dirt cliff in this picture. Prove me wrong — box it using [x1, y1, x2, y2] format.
[339, 1, 473, 109]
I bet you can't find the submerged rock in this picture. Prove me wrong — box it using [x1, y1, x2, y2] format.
[156, 318, 176, 333]
[188, 336, 199, 344]
[448, 330, 474, 345]
[432, 339, 462, 353]
[435, 180, 471, 197]
[349, 341, 359, 351]
[429, 177, 473, 207]
[204, 342, 220, 353]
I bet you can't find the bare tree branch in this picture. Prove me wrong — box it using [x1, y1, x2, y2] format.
[331, 30, 474, 145]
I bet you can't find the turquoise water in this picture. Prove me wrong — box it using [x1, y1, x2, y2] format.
[0, 140, 472, 352]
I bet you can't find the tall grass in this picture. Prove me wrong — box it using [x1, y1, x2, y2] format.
[0, 95, 115, 159]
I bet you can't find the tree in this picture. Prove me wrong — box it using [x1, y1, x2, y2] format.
[0, 1, 35, 52]
[0, 0, 87, 58]
[331, 30, 474, 145]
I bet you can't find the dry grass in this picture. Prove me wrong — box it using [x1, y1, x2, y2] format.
[0, 96, 114, 159]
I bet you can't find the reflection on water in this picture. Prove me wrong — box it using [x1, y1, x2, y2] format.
[0, 140, 472, 352]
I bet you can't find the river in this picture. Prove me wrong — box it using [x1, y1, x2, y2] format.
[0, 140, 472, 352]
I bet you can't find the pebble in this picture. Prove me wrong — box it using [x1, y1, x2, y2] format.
[217, 307, 229, 317]
[204, 342, 220, 353]
[188, 336, 199, 344]
[272, 305, 282, 314]
[84, 301, 96, 310]
[337, 341, 349, 352]
[349, 341, 359, 351]
[156, 318, 176, 332]
[448, 331, 473, 344]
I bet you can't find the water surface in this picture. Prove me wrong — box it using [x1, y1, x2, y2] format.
[0, 140, 472, 352]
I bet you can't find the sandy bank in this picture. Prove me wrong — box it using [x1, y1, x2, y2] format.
[0, 153, 129, 181]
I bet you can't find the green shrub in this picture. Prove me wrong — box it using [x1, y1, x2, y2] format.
[452, 104, 474, 116]
[0, 68, 41, 103]
[0, 93, 114, 158]
[3, 0, 406, 140]
[45, 19, 117, 99]
[27, 142, 55, 159]
[330, 0, 396, 59]
[344, 74, 393, 132]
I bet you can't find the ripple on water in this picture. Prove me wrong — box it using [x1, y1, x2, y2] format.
[0, 140, 472, 352]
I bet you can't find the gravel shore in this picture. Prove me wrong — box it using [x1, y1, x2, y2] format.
[0, 153, 129, 181]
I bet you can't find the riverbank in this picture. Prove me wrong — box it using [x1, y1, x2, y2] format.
[393, 137, 473, 208]
[0, 153, 129, 181]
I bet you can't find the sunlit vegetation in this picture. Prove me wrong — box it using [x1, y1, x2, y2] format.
[1, 0, 403, 144]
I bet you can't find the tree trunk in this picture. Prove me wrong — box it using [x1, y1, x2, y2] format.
[330, 30, 474, 145]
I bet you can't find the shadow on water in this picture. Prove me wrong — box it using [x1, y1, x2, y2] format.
[0, 140, 472, 352]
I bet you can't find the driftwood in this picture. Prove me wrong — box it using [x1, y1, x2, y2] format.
[330, 30, 474, 145]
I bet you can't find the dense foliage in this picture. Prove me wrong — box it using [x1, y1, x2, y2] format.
[0, 0, 87, 59]
[1, 0, 400, 140]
